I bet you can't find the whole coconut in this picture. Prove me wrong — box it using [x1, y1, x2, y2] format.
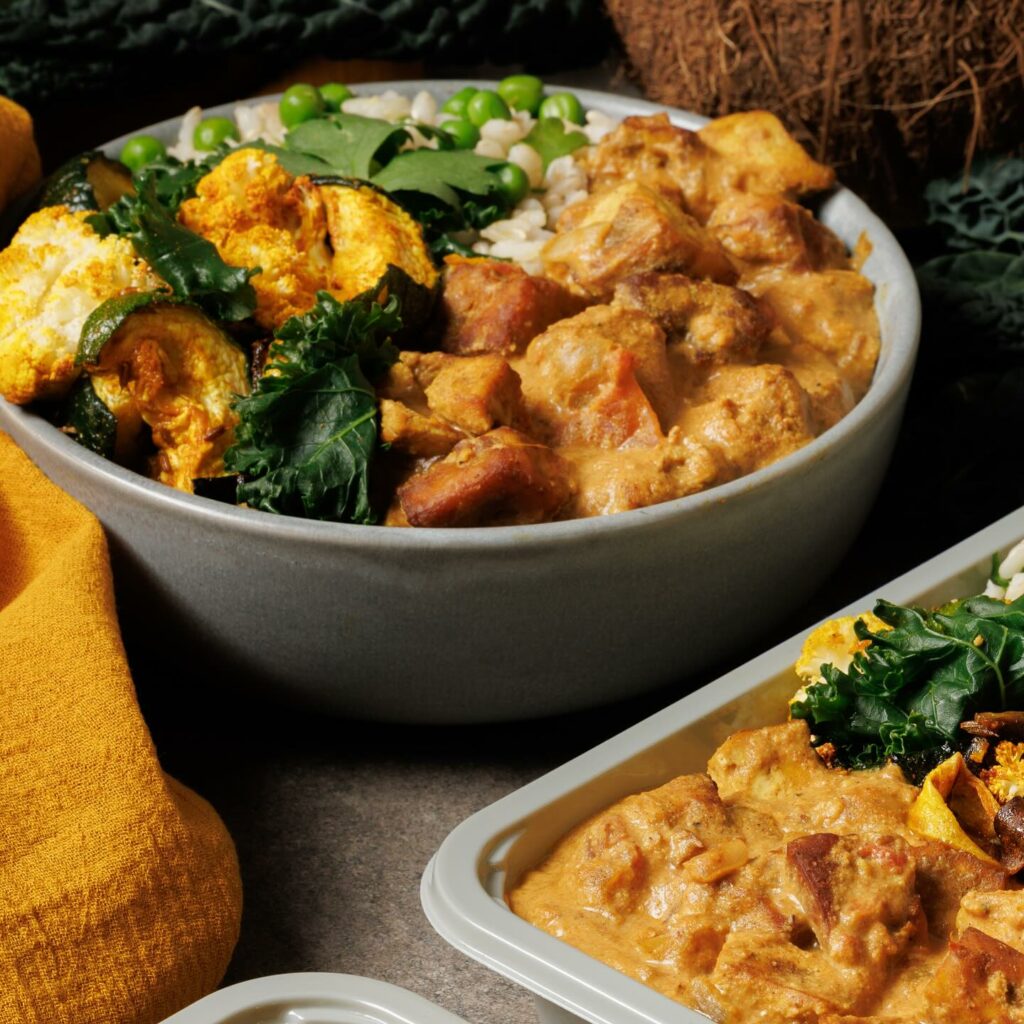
[606, 0, 1024, 215]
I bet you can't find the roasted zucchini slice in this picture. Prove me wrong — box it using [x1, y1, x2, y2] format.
[80, 297, 249, 491]
[310, 176, 439, 303]
[39, 150, 134, 212]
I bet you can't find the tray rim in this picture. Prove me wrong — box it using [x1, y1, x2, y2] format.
[421, 504, 1024, 1024]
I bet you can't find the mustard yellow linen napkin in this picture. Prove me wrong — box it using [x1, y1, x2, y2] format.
[0, 95, 41, 209]
[0, 431, 243, 1023]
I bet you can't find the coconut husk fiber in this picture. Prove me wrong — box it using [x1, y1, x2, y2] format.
[607, 0, 1024, 216]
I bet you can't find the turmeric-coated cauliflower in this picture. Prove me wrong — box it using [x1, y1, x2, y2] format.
[179, 150, 438, 330]
[178, 149, 329, 329]
[86, 304, 249, 491]
[0, 206, 161, 404]
[982, 742, 1024, 804]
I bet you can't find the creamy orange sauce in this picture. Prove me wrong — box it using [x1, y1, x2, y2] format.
[510, 722, 1024, 1024]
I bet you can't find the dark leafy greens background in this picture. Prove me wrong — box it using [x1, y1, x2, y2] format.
[0, 1, 614, 104]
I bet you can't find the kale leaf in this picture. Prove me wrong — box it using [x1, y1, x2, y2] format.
[93, 176, 258, 322]
[284, 114, 410, 179]
[224, 288, 401, 523]
[925, 157, 1024, 256]
[791, 595, 1024, 768]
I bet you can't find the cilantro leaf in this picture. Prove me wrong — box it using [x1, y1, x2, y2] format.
[225, 287, 401, 523]
[371, 149, 505, 207]
[285, 113, 409, 180]
[239, 139, 334, 178]
[523, 117, 588, 169]
[791, 593, 1024, 769]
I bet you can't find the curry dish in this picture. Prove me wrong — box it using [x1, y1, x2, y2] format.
[0, 104, 881, 526]
[510, 588, 1024, 1023]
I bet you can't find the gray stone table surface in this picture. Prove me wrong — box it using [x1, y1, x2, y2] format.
[130, 508, 923, 1024]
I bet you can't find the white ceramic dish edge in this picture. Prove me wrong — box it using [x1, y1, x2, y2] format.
[160, 972, 469, 1024]
[421, 504, 1024, 1024]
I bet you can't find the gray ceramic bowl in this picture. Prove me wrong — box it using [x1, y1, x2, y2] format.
[0, 82, 921, 722]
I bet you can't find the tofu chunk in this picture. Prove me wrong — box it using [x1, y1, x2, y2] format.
[519, 305, 670, 446]
[681, 363, 816, 477]
[423, 354, 528, 436]
[0, 206, 161, 404]
[379, 399, 462, 458]
[758, 270, 881, 399]
[542, 181, 737, 301]
[437, 257, 583, 356]
[579, 113, 721, 221]
[612, 272, 772, 366]
[397, 427, 573, 527]
[563, 437, 719, 518]
[785, 833, 921, 967]
[708, 192, 850, 273]
[698, 111, 836, 198]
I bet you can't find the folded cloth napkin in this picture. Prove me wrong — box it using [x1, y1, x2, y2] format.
[0, 95, 41, 209]
[0, 432, 243, 1023]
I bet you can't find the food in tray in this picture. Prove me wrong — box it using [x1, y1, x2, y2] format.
[0, 80, 881, 527]
[511, 544, 1024, 1024]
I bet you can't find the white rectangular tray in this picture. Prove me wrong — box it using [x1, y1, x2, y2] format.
[422, 506, 1024, 1024]
[161, 974, 469, 1024]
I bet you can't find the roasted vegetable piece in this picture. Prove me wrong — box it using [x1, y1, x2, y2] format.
[994, 798, 1024, 873]
[39, 150, 134, 212]
[983, 742, 1024, 804]
[0, 206, 161, 404]
[59, 375, 118, 458]
[908, 753, 1002, 867]
[310, 177, 438, 301]
[178, 148, 328, 329]
[81, 302, 249, 491]
[397, 427, 574, 528]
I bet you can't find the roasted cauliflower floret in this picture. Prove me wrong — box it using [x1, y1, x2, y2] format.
[85, 304, 249, 492]
[178, 149, 329, 329]
[983, 743, 1024, 804]
[0, 206, 160, 404]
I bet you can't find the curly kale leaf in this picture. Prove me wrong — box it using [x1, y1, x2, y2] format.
[925, 157, 1024, 256]
[92, 176, 258, 322]
[225, 288, 401, 523]
[791, 595, 1024, 767]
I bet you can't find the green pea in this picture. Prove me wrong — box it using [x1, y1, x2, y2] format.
[279, 83, 325, 130]
[495, 162, 530, 206]
[538, 92, 585, 125]
[119, 135, 166, 172]
[442, 119, 480, 150]
[441, 86, 479, 118]
[498, 74, 544, 115]
[466, 90, 511, 127]
[319, 82, 353, 112]
[193, 117, 239, 152]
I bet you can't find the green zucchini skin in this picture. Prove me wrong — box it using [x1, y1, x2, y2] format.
[61, 375, 118, 458]
[76, 290, 180, 366]
[38, 151, 134, 213]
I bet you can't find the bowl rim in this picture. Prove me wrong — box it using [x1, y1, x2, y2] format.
[0, 80, 922, 552]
